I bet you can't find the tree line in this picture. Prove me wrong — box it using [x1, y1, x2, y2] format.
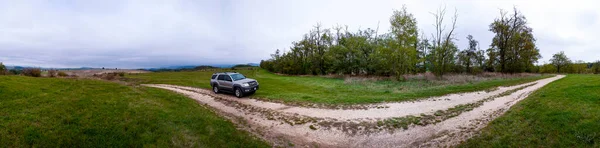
[259, 6, 591, 79]
[541, 51, 600, 74]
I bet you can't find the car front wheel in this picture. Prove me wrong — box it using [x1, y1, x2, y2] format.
[235, 88, 243, 98]
[213, 85, 219, 94]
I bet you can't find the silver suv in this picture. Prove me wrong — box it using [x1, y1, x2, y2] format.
[210, 72, 259, 98]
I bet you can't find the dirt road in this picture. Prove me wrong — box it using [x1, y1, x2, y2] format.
[143, 75, 564, 147]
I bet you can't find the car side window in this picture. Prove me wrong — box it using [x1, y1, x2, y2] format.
[217, 75, 225, 81]
[224, 76, 232, 81]
[211, 75, 217, 79]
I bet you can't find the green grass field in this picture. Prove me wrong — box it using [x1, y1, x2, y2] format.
[126, 69, 551, 105]
[460, 74, 600, 147]
[0, 76, 269, 147]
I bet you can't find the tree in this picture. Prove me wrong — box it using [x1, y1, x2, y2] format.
[387, 5, 419, 79]
[488, 7, 540, 73]
[539, 63, 557, 74]
[430, 6, 458, 77]
[550, 51, 571, 73]
[328, 28, 374, 75]
[474, 49, 487, 73]
[0, 62, 6, 75]
[568, 60, 587, 74]
[485, 47, 497, 72]
[593, 60, 600, 74]
[457, 35, 481, 74]
[416, 34, 431, 72]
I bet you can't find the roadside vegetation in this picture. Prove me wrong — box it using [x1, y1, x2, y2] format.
[460, 74, 600, 147]
[260, 7, 540, 80]
[0, 76, 269, 147]
[127, 69, 551, 105]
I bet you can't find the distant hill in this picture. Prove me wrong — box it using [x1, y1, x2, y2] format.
[147, 65, 218, 72]
[5, 65, 98, 70]
[4, 63, 260, 71]
[232, 64, 256, 68]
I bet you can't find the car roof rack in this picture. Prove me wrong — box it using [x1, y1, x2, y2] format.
[213, 72, 238, 75]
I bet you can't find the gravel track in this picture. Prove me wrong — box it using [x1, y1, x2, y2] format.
[143, 75, 564, 147]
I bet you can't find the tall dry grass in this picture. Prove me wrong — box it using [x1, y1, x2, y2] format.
[343, 72, 541, 85]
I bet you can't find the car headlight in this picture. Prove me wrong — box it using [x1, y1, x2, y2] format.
[241, 83, 250, 87]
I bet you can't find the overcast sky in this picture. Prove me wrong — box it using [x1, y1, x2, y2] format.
[0, 0, 598, 68]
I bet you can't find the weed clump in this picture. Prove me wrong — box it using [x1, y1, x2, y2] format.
[48, 69, 57, 77]
[94, 72, 126, 80]
[22, 68, 42, 77]
[58, 71, 68, 77]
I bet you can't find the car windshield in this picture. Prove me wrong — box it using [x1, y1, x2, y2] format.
[230, 74, 246, 81]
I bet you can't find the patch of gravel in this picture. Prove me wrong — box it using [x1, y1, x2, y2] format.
[143, 75, 564, 147]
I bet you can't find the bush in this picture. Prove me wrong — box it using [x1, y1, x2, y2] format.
[58, 71, 68, 77]
[0, 62, 6, 75]
[594, 61, 600, 74]
[22, 68, 42, 77]
[9, 69, 20, 75]
[117, 72, 125, 77]
[48, 69, 57, 77]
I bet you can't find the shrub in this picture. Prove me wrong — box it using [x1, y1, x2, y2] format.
[58, 71, 68, 77]
[117, 72, 125, 77]
[9, 69, 20, 75]
[22, 68, 42, 77]
[594, 60, 600, 74]
[48, 69, 57, 77]
[0, 62, 6, 75]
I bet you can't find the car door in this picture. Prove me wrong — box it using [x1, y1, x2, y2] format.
[221, 75, 234, 90]
[217, 75, 229, 90]
[217, 75, 233, 91]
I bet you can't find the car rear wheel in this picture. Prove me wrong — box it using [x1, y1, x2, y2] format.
[213, 85, 219, 94]
[235, 87, 243, 98]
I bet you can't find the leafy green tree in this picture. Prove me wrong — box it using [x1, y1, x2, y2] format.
[416, 34, 431, 73]
[488, 7, 540, 73]
[550, 51, 571, 73]
[457, 35, 482, 74]
[431, 40, 458, 75]
[0, 62, 6, 75]
[485, 47, 497, 72]
[474, 49, 487, 73]
[387, 5, 419, 79]
[593, 60, 600, 74]
[568, 60, 587, 74]
[539, 63, 557, 74]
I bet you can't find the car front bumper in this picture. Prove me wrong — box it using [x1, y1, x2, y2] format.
[242, 85, 259, 93]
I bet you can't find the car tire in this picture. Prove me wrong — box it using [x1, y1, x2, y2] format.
[213, 85, 219, 94]
[234, 87, 243, 98]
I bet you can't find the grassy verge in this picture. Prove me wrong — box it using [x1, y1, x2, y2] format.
[459, 74, 600, 147]
[127, 69, 552, 105]
[0, 76, 269, 147]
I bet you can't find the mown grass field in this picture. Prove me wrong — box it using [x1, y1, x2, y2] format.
[460, 74, 600, 147]
[126, 69, 552, 105]
[0, 76, 269, 147]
